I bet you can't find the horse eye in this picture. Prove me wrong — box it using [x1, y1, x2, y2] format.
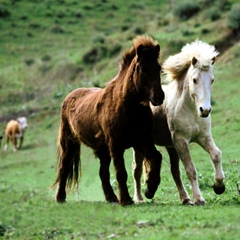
[193, 78, 197, 84]
[211, 79, 214, 84]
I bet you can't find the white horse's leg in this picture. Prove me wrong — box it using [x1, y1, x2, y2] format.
[166, 147, 193, 205]
[173, 137, 205, 205]
[199, 136, 225, 194]
[132, 149, 145, 203]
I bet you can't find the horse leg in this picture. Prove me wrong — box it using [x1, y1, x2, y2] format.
[53, 122, 80, 203]
[132, 148, 145, 203]
[173, 137, 205, 205]
[11, 136, 17, 152]
[95, 147, 118, 203]
[199, 136, 225, 194]
[18, 136, 24, 149]
[4, 136, 9, 151]
[166, 147, 193, 205]
[111, 148, 133, 206]
[142, 145, 162, 200]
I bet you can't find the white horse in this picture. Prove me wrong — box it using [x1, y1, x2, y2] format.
[132, 40, 225, 205]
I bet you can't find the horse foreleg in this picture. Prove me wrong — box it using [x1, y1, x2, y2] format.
[132, 148, 145, 203]
[166, 147, 193, 205]
[199, 137, 225, 195]
[143, 145, 162, 200]
[111, 149, 133, 206]
[96, 148, 118, 203]
[173, 137, 205, 205]
[11, 136, 17, 152]
[18, 136, 24, 149]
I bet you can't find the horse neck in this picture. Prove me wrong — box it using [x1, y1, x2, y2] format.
[113, 64, 147, 106]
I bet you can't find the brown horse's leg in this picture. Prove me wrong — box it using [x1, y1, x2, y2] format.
[4, 136, 9, 151]
[95, 147, 118, 203]
[111, 148, 133, 206]
[53, 120, 80, 203]
[132, 149, 145, 203]
[143, 145, 162, 199]
[166, 147, 193, 205]
[55, 140, 80, 203]
[11, 135, 17, 152]
[19, 136, 24, 149]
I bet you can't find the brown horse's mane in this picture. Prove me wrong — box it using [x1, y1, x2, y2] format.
[120, 35, 160, 71]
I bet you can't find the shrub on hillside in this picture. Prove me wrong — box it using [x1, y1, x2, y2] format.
[174, 2, 200, 20]
[228, 3, 240, 37]
[0, 4, 10, 18]
[206, 7, 221, 21]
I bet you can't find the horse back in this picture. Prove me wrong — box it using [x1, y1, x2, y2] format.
[5, 120, 21, 137]
[61, 87, 105, 148]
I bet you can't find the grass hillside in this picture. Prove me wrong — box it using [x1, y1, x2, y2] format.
[0, 0, 240, 239]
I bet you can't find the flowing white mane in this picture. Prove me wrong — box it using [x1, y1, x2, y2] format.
[163, 40, 219, 81]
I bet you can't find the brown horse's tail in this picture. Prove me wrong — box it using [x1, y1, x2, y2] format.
[51, 117, 81, 192]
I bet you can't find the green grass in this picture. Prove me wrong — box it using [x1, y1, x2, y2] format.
[1, 0, 240, 239]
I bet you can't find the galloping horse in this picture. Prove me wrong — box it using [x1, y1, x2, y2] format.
[133, 40, 225, 205]
[52, 36, 165, 206]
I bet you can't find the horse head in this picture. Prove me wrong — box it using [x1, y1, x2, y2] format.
[134, 42, 164, 106]
[188, 56, 216, 118]
[17, 117, 28, 131]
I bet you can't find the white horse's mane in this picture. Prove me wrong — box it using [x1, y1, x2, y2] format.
[163, 40, 219, 81]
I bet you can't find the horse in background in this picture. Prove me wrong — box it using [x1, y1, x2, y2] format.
[52, 35, 165, 206]
[4, 117, 28, 152]
[133, 40, 225, 205]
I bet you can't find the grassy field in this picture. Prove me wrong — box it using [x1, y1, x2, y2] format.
[1, 0, 240, 239]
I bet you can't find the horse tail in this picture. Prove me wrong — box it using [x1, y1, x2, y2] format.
[51, 116, 81, 192]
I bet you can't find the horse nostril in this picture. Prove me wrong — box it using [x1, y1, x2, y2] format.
[200, 107, 203, 113]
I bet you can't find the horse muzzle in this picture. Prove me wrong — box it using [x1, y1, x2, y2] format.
[199, 106, 211, 118]
[150, 92, 165, 106]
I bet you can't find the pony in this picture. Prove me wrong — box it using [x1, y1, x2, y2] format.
[132, 40, 225, 205]
[52, 35, 165, 206]
[4, 117, 28, 152]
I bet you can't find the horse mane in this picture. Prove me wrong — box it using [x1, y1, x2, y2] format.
[162, 40, 219, 82]
[120, 35, 159, 70]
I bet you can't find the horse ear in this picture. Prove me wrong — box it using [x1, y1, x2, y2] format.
[154, 44, 160, 54]
[192, 57, 198, 67]
[137, 44, 144, 58]
[211, 57, 216, 65]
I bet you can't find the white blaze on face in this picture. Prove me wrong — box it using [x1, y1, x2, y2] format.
[189, 58, 214, 118]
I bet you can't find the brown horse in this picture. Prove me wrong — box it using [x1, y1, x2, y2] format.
[52, 35, 165, 206]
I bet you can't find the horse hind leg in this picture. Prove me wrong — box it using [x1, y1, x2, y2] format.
[52, 121, 80, 203]
[132, 149, 145, 203]
[166, 147, 193, 205]
[95, 147, 118, 204]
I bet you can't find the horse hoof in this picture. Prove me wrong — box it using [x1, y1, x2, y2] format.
[194, 200, 205, 206]
[182, 199, 193, 205]
[144, 188, 155, 199]
[120, 199, 134, 206]
[213, 184, 225, 195]
[56, 197, 66, 203]
[56, 192, 66, 203]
